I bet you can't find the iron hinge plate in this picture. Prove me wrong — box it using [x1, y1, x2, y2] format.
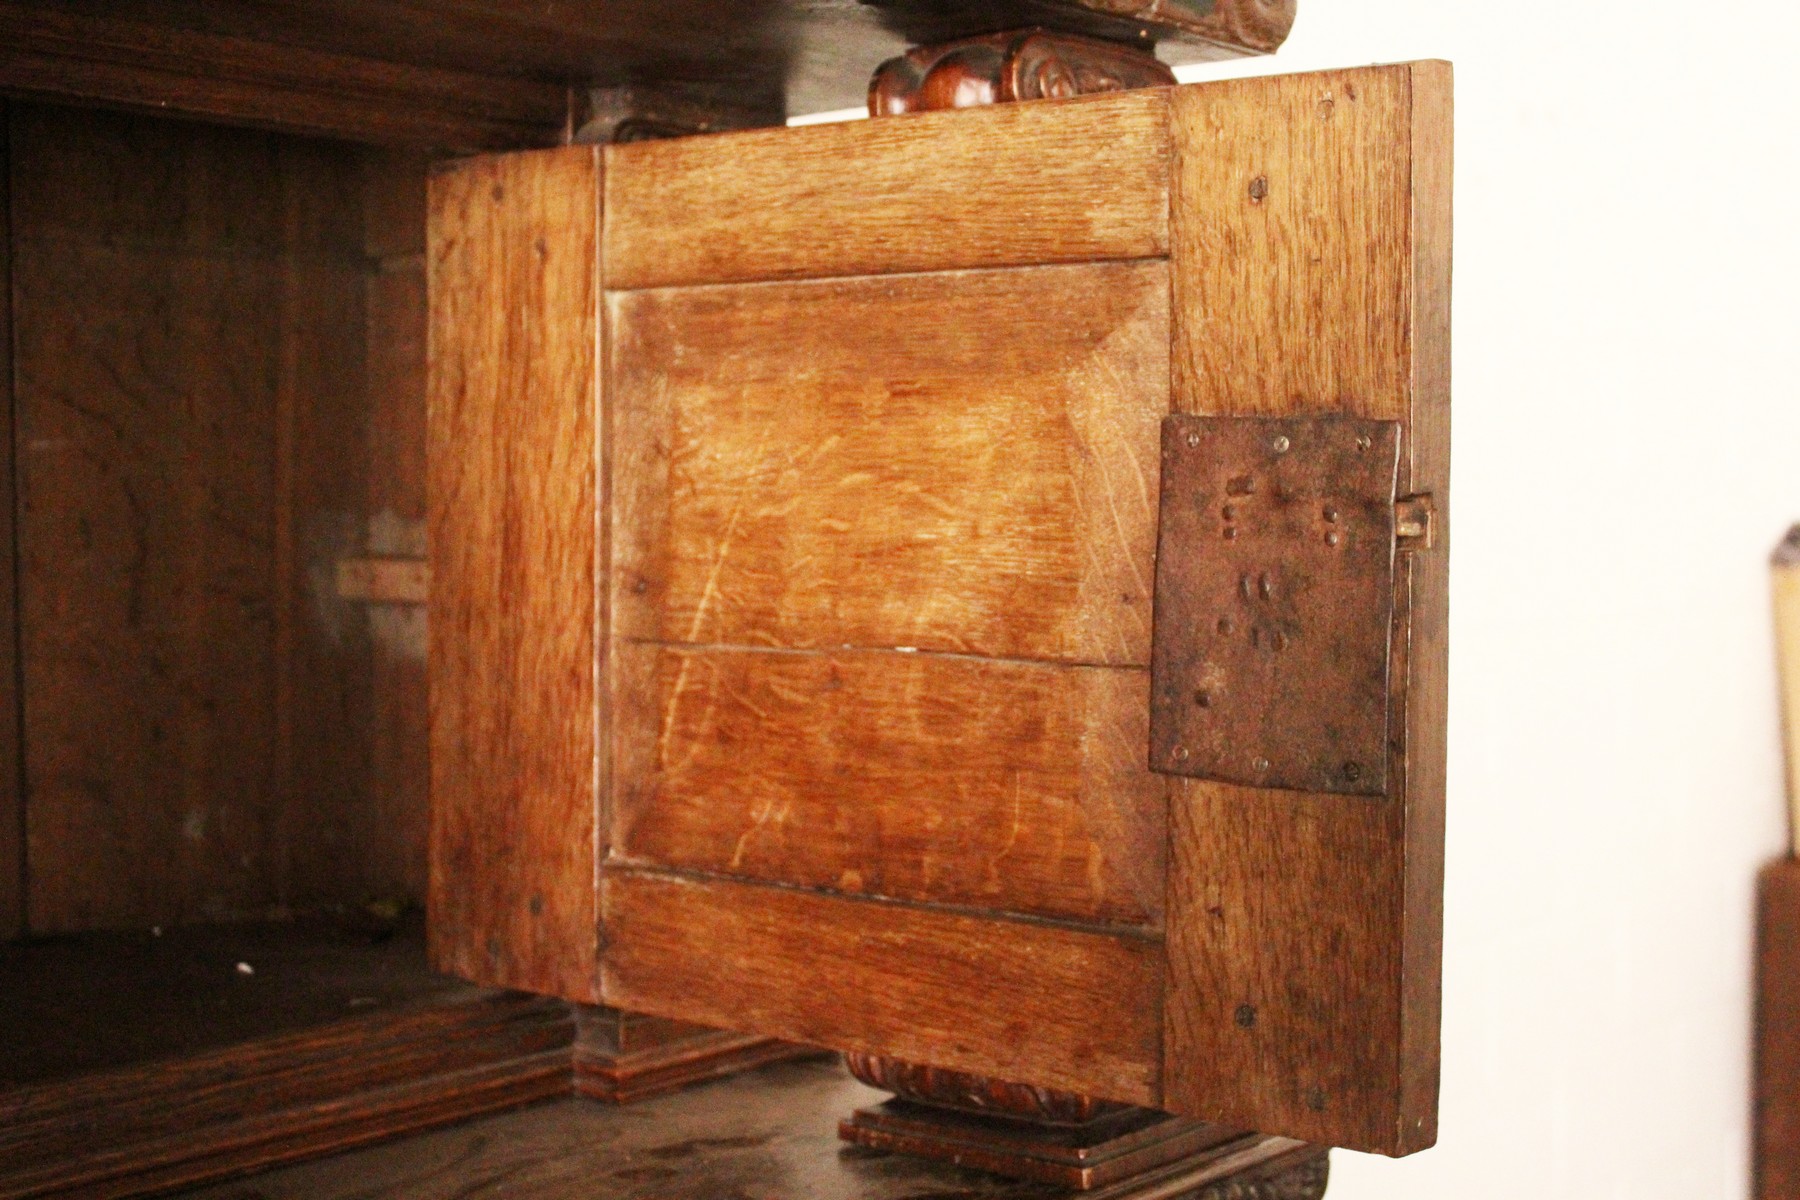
[1149, 414, 1402, 797]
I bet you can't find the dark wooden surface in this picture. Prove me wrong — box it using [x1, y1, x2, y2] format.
[1, 1, 1295, 147]
[0, 99, 20, 944]
[426, 146, 603, 1003]
[171, 1057, 1329, 1200]
[359, 146, 434, 905]
[6, 102, 432, 934]
[1758, 858, 1800, 1200]
[0, 3, 572, 151]
[0, 914, 460, 1085]
[572, 1005, 823, 1105]
[0, 917, 573, 1200]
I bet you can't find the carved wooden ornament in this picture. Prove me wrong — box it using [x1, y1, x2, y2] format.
[870, 29, 1175, 116]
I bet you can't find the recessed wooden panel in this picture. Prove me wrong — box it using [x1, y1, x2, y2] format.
[1161, 63, 1451, 1155]
[426, 145, 602, 1001]
[603, 90, 1170, 289]
[609, 261, 1169, 665]
[600, 867, 1162, 1105]
[612, 644, 1163, 926]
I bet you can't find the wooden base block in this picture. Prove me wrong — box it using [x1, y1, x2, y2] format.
[840, 1101, 1327, 1196]
[571, 1005, 824, 1105]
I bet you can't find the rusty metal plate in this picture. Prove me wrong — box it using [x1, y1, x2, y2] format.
[1149, 414, 1401, 797]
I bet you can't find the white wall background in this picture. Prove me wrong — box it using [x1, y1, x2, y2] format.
[1222, 7, 1800, 1197]
[798, 5, 1800, 1195]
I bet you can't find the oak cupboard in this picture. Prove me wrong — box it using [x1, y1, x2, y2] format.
[429, 62, 1452, 1158]
[0, 3, 1448, 1190]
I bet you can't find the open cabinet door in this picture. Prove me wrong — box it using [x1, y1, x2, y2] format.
[428, 62, 1451, 1156]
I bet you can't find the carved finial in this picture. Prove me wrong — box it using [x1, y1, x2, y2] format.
[869, 29, 1175, 116]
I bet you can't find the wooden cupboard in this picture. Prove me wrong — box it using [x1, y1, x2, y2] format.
[429, 62, 1451, 1158]
[0, 4, 1451, 1194]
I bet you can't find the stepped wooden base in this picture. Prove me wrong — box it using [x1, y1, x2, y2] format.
[0, 922, 821, 1200]
[571, 1006, 824, 1105]
[0, 990, 573, 1200]
[841, 1101, 1327, 1197]
[839, 1053, 1329, 1196]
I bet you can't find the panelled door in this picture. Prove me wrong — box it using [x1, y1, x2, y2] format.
[427, 62, 1451, 1155]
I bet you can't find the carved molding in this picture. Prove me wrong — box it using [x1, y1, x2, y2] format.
[869, 28, 1175, 116]
[1196, 1152, 1329, 1200]
[843, 1051, 1126, 1125]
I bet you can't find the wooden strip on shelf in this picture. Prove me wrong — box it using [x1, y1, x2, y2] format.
[600, 868, 1163, 1105]
[603, 89, 1170, 289]
[0, 991, 573, 1200]
[0, 2, 569, 150]
[612, 644, 1164, 926]
[427, 146, 603, 1002]
[1161, 62, 1452, 1155]
[571, 1006, 820, 1105]
[608, 261, 1169, 665]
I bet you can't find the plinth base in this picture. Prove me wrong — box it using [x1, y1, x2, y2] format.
[841, 1099, 1328, 1197]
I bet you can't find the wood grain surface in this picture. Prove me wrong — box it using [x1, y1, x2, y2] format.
[4, 0, 1292, 141]
[603, 90, 1170, 289]
[0, 989, 571, 1200]
[1759, 859, 1800, 1200]
[572, 1005, 820, 1105]
[1160, 63, 1452, 1155]
[361, 147, 434, 904]
[1, 103, 448, 934]
[611, 644, 1164, 925]
[0, 917, 573, 1199]
[427, 145, 603, 1001]
[601, 869, 1162, 1105]
[609, 262, 1168, 663]
[170, 1057, 1317, 1200]
[0, 102, 19, 943]
[9, 104, 376, 931]
[0, 2, 571, 151]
